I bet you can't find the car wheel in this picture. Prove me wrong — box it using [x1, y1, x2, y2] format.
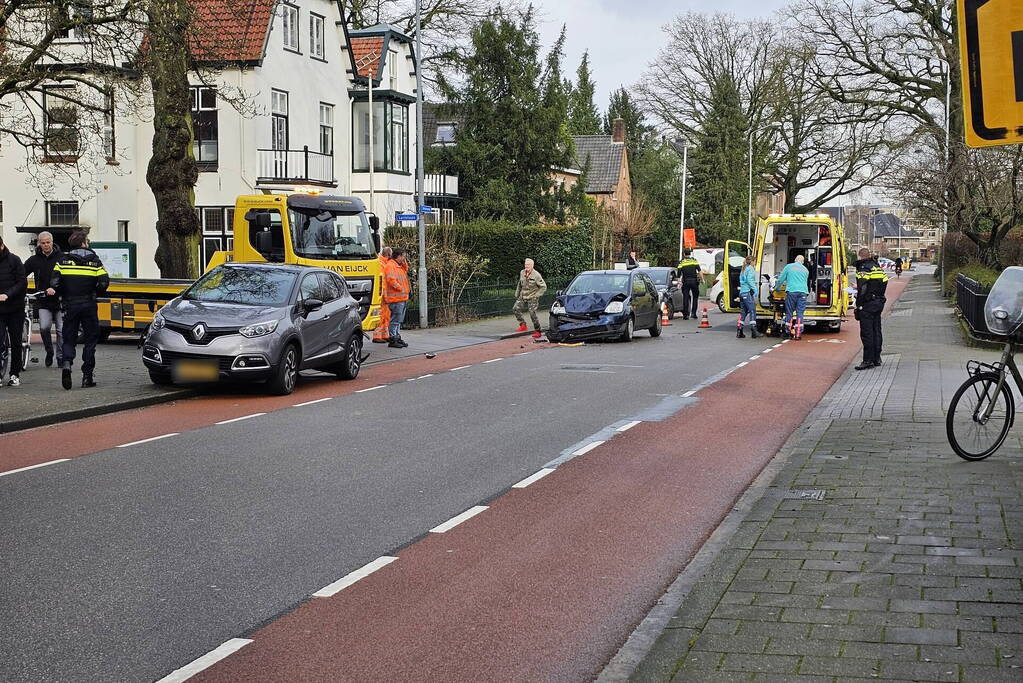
[148, 369, 173, 386]
[716, 292, 725, 314]
[619, 315, 634, 342]
[268, 343, 299, 395]
[336, 332, 363, 380]
[665, 300, 674, 320]
[649, 311, 662, 337]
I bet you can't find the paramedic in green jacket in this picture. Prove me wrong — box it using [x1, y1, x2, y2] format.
[774, 254, 810, 340]
[737, 256, 759, 339]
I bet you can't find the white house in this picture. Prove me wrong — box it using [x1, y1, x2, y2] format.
[0, 1, 416, 278]
[347, 23, 418, 226]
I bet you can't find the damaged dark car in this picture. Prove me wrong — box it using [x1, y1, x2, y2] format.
[547, 270, 662, 343]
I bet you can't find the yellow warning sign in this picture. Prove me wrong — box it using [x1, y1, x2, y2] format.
[958, 0, 1023, 148]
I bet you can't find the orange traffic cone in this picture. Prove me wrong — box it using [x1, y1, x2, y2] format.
[698, 306, 711, 329]
[661, 302, 673, 326]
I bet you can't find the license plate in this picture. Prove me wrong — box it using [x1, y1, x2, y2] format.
[173, 358, 219, 382]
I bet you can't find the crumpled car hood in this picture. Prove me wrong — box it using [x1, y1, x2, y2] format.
[561, 291, 627, 314]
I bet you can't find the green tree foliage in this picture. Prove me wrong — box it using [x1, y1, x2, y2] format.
[568, 52, 601, 135]
[631, 142, 683, 265]
[432, 10, 574, 223]
[685, 75, 749, 246]
[603, 87, 652, 162]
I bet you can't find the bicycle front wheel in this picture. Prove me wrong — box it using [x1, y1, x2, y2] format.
[0, 330, 9, 382]
[21, 314, 32, 372]
[946, 372, 1015, 460]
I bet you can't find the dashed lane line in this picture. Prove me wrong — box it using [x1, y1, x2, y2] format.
[572, 441, 605, 457]
[429, 505, 489, 533]
[617, 421, 642, 433]
[449, 365, 473, 371]
[483, 358, 504, 364]
[155, 638, 253, 683]
[0, 459, 70, 477]
[749, 355, 761, 361]
[215, 413, 266, 426]
[737, 362, 748, 368]
[512, 468, 555, 489]
[311, 556, 398, 598]
[116, 433, 180, 448]
[682, 390, 696, 398]
[355, 385, 386, 393]
[293, 397, 332, 407]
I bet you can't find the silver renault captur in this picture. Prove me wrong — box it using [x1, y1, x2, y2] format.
[142, 263, 365, 395]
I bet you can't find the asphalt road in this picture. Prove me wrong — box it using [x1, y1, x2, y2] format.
[1, 307, 856, 682]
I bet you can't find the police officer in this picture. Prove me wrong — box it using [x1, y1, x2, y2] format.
[676, 249, 702, 320]
[854, 247, 889, 371]
[48, 230, 109, 389]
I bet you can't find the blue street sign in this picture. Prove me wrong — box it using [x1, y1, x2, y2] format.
[419, 205, 434, 214]
[396, 213, 419, 222]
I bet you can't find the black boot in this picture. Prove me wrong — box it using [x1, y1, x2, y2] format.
[81, 373, 97, 388]
[854, 361, 875, 371]
[736, 327, 745, 338]
[61, 367, 72, 390]
[45, 350, 54, 367]
[751, 326, 759, 339]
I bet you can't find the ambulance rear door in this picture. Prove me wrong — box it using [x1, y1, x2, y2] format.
[722, 240, 750, 313]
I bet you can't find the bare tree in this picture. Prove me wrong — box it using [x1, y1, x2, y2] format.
[601, 191, 656, 254]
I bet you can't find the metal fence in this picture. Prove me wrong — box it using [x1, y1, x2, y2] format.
[956, 273, 990, 335]
[403, 277, 571, 328]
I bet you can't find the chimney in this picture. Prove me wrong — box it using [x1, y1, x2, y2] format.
[612, 118, 625, 143]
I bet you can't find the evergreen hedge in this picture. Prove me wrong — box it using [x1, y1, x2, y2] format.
[384, 220, 593, 282]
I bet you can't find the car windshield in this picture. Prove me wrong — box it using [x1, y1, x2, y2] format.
[289, 209, 375, 260]
[183, 267, 296, 306]
[566, 273, 632, 294]
[643, 270, 671, 286]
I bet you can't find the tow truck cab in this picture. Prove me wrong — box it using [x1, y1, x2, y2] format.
[722, 213, 850, 332]
[98, 193, 385, 335]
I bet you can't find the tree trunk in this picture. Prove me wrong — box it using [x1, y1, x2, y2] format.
[146, 0, 200, 279]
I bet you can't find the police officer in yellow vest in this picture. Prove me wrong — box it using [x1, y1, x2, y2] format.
[854, 248, 889, 371]
[676, 249, 702, 320]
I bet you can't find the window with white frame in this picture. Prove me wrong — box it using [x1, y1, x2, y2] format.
[353, 100, 408, 172]
[53, 3, 92, 41]
[46, 201, 79, 226]
[195, 206, 235, 269]
[190, 86, 218, 166]
[388, 49, 398, 88]
[271, 90, 289, 150]
[282, 4, 300, 52]
[43, 86, 79, 159]
[309, 14, 325, 59]
[319, 103, 333, 155]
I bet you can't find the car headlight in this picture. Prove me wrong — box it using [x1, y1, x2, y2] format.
[551, 303, 567, 315]
[604, 301, 625, 314]
[150, 312, 166, 332]
[239, 319, 280, 338]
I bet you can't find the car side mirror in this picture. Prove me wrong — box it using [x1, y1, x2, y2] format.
[245, 211, 272, 230]
[556, 289, 564, 297]
[302, 298, 323, 315]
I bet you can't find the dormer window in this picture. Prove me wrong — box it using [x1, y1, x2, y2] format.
[282, 4, 300, 52]
[435, 123, 457, 145]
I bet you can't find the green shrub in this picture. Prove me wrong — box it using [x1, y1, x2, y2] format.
[944, 262, 1001, 302]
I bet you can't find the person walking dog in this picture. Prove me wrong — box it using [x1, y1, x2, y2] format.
[513, 258, 547, 339]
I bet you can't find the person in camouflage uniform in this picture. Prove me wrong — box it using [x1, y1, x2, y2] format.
[513, 258, 547, 339]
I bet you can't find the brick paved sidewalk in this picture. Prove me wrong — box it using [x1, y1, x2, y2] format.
[627, 273, 1023, 682]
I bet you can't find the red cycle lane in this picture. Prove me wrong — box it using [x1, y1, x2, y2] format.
[0, 337, 550, 474]
[192, 278, 910, 682]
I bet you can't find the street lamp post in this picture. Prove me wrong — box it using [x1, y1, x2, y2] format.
[748, 124, 781, 245]
[414, 0, 427, 328]
[668, 139, 691, 263]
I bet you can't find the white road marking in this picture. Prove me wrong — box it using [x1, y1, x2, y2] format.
[293, 397, 332, 407]
[429, 505, 489, 533]
[572, 441, 605, 456]
[781, 340, 790, 344]
[512, 468, 555, 489]
[116, 433, 179, 448]
[773, 343, 783, 348]
[0, 459, 70, 477]
[355, 385, 385, 393]
[417, 374, 434, 380]
[682, 390, 696, 397]
[312, 556, 398, 598]
[617, 420, 642, 432]
[155, 638, 253, 683]
[515, 352, 532, 356]
[483, 358, 503, 364]
[749, 355, 761, 360]
[449, 365, 472, 371]
[736, 362, 749, 368]
[762, 348, 772, 353]
[215, 413, 265, 425]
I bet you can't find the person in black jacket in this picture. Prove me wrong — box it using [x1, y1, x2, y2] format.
[0, 233, 28, 386]
[854, 248, 889, 371]
[48, 230, 108, 389]
[24, 231, 63, 367]
[676, 249, 703, 320]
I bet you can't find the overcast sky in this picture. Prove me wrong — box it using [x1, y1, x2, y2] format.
[535, 0, 792, 112]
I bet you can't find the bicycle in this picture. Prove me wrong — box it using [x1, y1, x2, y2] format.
[0, 291, 43, 386]
[946, 344, 1021, 460]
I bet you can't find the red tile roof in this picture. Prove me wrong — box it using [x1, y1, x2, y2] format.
[188, 0, 277, 64]
[350, 36, 385, 78]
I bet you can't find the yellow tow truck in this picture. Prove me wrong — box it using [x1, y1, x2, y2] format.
[98, 192, 385, 339]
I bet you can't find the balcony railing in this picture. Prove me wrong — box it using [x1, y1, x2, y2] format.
[257, 146, 335, 186]
[419, 173, 459, 198]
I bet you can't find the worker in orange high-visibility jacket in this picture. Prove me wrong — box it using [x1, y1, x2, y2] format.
[372, 247, 393, 343]
[383, 247, 411, 348]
